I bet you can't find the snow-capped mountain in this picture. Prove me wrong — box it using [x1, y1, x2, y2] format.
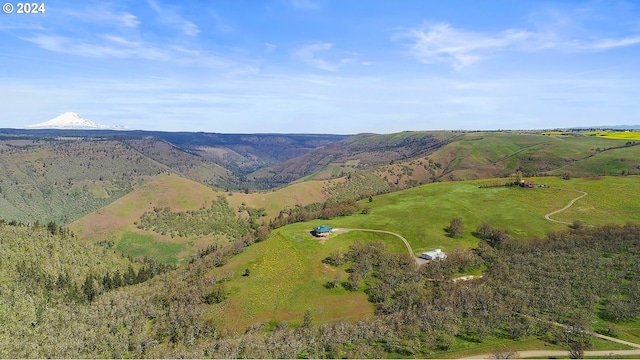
[26, 112, 125, 130]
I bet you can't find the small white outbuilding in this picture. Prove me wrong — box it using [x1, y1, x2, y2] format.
[420, 249, 447, 261]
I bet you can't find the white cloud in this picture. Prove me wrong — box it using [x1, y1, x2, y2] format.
[395, 23, 531, 70]
[294, 42, 358, 72]
[396, 21, 640, 70]
[22, 34, 165, 60]
[295, 42, 337, 71]
[20, 34, 237, 69]
[99, 10, 140, 28]
[146, 0, 200, 36]
[264, 43, 277, 53]
[580, 35, 640, 51]
[3, 68, 639, 132]
[63, 6, 140, 28]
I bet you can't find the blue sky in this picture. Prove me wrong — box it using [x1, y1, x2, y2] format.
[1, 0, 639, 133]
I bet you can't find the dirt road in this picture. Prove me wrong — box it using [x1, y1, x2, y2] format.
[544, 189, 588, 225]
[461, 349, 640, 359]
[333, 228, 422, 265]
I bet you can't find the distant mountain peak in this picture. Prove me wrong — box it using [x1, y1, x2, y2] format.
[26, 112, 125, 130]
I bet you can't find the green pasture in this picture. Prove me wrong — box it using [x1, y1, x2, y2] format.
[430, 132, 622, 178]
[537, 176, 640, 225]
[550, 145, 640, 176]
[292, 179, 577, 254]
[204, 175, 640, 333]
[116, 231, 184, 264]
[205, 222, 386, 331]
[594, 312, 640, 346]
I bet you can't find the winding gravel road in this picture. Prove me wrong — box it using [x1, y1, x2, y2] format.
[461, 349, 640, 359]
[332, 228, 422, 265]
[544, 189, 588, 225]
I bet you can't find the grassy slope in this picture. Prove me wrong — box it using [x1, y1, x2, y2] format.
[70, 174, 224, 263]
[204, 223, 407, 332]
[308, 178, 572, 253]
[201, 175, 640, 333]
[550, 144, 640, 176]
[539, 176, 640, 225]
[225, 180, 332, 219]
[70, 174, 333, 263]
[363, 132, 639, 188]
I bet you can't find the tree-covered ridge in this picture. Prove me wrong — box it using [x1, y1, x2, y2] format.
[268, 199, 361, 229]
[137, 195, 251, 239]
[0, 220, 172, 356]
[0, 220, 131, 286]
[0, 217, 260, 358]
[0, 139, 168, 224]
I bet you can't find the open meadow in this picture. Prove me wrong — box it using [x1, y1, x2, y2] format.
[204, 224, 396, 331]
[200, 175, 640, 333]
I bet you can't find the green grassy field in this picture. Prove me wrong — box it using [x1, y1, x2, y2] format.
[73, 172, 639, 267]
[299, 179, 573, 254]
[288, 176, 640, 255]
[550, 145, 640, 176]
[63, 173, 640, 357]
[204, 222, 388, 331]
[361, 131, 639, 189]
[536, 176, 640, 225]
[116, 231, 185, 264]
[202, 175, 640, 333]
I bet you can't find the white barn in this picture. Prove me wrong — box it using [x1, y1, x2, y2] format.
[420, 249, 447, 261]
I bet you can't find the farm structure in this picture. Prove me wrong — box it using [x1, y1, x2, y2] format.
[420, 249, 447, 261]
[312, 225, 333, 237]
[520, 180, 536, 188]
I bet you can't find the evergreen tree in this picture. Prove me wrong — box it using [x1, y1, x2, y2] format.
[82, 274, 96, 303]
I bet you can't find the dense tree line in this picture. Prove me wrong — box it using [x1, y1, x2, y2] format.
[138, 195, 251, 239]
[324, 171, 396, 203]
[269, 199, 361, 229]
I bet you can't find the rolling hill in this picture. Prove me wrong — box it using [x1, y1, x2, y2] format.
[244, 131, 640, 192]
[2, 122, 640, 358]
[248, 131, 452, 187]
[0, 138, 170, 224]
[0, 129, 347, 224]
[365, 131, 640, 188]
[69, 174, 228, 263]
[3, 128, 638, 228]
[13, 174, 636, 358]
